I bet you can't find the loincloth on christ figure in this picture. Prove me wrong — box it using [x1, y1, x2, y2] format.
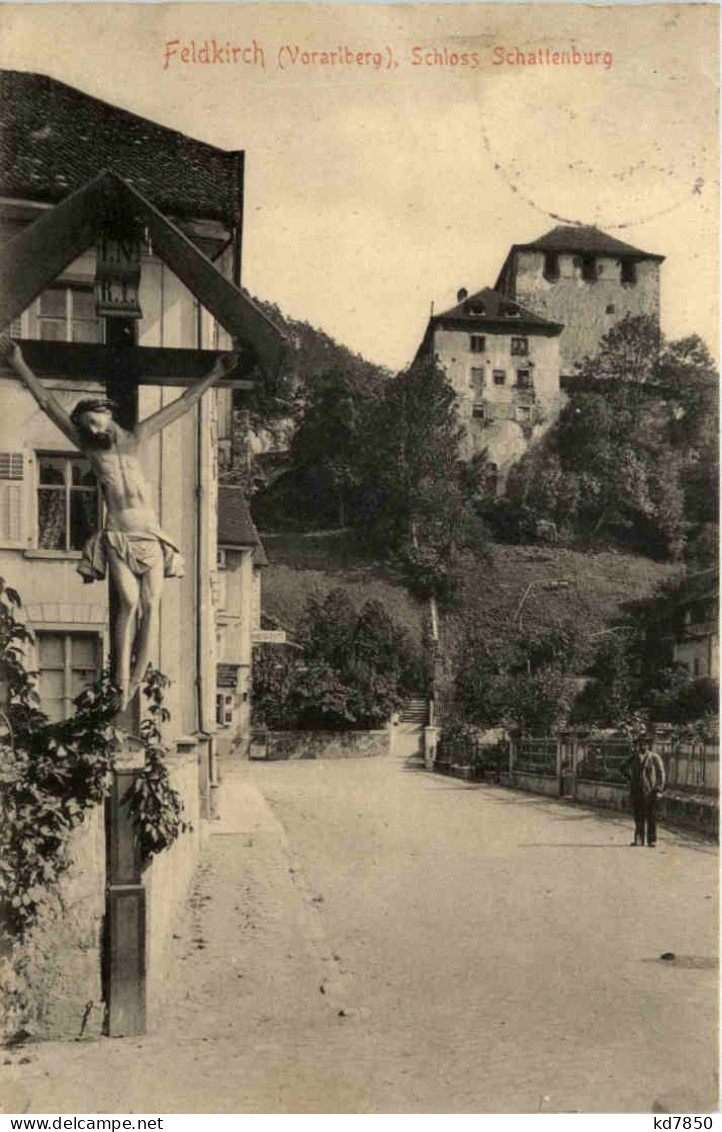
[78, 513, 185, 583]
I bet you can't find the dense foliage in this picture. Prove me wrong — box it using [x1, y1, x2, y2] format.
[571, 569, 718, 729]
[257, 357, 489, 600]
[454, 625, 579, 736]
[492, 316, 718, 561]
[252, 588, 427, 730]
[0, 579, 187, 939]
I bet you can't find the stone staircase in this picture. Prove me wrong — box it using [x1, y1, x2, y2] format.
[399, 698, 429, 727]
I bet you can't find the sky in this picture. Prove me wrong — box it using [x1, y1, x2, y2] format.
[0, 2, 718, 370]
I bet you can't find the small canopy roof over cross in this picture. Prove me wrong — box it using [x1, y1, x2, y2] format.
[0, 169, 287, 388]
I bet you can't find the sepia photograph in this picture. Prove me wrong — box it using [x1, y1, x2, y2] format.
[0, 1, 718, 1116]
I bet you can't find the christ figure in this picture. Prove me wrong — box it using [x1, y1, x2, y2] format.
[10, 343, 235, 709]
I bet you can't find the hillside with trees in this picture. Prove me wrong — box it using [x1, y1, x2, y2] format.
[246, 303, 717, 736]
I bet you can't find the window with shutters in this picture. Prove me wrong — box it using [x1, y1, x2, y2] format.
[0, 452, 25, 547]
[37, 454, 101, 551]
[37, 631, 102, 722]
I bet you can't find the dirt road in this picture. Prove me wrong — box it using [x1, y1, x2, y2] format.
[3, 751, 718, 1113]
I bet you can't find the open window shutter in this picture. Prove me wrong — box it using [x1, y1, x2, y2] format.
[0, 452, 26, 547]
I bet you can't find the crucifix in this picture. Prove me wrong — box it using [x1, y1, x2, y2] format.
[10, 341, 238, 710]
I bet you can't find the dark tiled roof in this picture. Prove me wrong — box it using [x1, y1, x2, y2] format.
[516, 225, 664, 261]
[218, 486, 260, 548]
[253, 543, 269, 568]
[0, 70, 241, 223]
[435, 287, 563, 332]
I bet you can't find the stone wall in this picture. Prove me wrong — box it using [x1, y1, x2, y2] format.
[0, 805, 106, 1043]
[510, 770, 560, 797]
[511, 250, 661, 376]
[144, 746, 206, 1027]
[265, 729, 390, 761]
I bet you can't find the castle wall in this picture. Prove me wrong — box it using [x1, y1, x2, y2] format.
[510, 250, 660, 375]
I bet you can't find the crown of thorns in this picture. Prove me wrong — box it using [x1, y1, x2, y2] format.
[70, 399, 117, 428]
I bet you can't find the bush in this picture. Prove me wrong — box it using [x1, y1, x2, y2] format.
[252, 588, 427, 730]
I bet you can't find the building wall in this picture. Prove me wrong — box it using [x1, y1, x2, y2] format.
[433, 325, 563, 476]
[503, 249, 660, 376]
[215, 546, 254, 753]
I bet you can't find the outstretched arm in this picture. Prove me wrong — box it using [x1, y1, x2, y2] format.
[134, 353, 237, 441]
[8, 343, 80, 446]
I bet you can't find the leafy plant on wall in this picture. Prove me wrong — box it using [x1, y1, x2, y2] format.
[0, 578, 187, 941]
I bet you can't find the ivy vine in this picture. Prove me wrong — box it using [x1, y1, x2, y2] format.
[0, 578, 189, 941]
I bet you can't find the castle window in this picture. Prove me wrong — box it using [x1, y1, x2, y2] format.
[469, 366, 485, 390]
[620, 260, 637, 286]
[543, 253, 560, 282]
[516, 369, 532, 389]
[581, 256, 597, 282]
[469, 335, 486, 354]
[493, 370, 506, 386]
[472, 402, 486, 421]
[511, 337, 528, 356]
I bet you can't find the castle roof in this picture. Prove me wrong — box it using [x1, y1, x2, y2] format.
[510, 225, 664, 262]
[0, 70, 241, 224]
[434, 287, 563, 332]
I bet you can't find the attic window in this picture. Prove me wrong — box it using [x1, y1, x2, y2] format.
[580, 256, 597, 282]
[543, 253, 560, 282]
[469, 335, 486, 354]
[504, 305, 520, 317]
[620, 260, 637, 286]
[467, 301, 486, 316]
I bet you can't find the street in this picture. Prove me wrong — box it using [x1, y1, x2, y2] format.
[3, 749, 718, 1114]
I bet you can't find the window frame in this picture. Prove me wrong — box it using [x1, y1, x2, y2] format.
[33, 282, 105, 345]
[35, 628, 104, 722]
[510, 337, 529, 357]
[515, 404, 533, 424]
[469, 335, 486, 354]
[515, 369, 533, 390]
[471, 402, 487, 421]
[492, 369, 507, 386]
[36, 450, 102, 554]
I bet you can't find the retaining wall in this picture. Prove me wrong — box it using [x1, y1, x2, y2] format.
[0, 805, 106, 1043]
[145, 745, 207, 1027]
[262, 729, 390, 761]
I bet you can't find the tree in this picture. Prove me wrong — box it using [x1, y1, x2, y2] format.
[357, 358, 490, 597]
[252, 589, 426, 730]
[455, 624, 578, 735]
[288, 370, 370, 526]
[575, 313, 661, 384]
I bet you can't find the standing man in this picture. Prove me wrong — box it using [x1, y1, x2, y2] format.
[10, 342, 235, 709]
[627, 730, 666, 847]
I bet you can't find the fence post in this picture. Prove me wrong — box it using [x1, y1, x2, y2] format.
[509, 731, 517, 783]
